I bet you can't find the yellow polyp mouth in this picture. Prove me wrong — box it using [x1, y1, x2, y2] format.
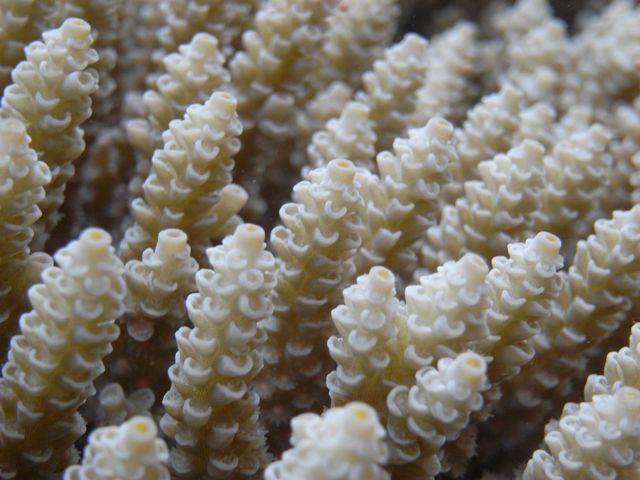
[467, 356, 482, 368]
[245, 225, 258, 232]
[337, 160, 351, 168]
[543, 232, 560, 245]
[89, 230, 103, 241]
[377, 269, 390, 280]
[354, 408, 369, 420]
[134, 421, 149, 434]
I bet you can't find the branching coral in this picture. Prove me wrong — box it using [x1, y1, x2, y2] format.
[1, 18, 99, 250]
[260, 159, 364, 424]
[411, 21, 478, 127]
[0, 118, 52, 344]
[265, 402, 390, 480]
[126, 32, 230, 196]
[328, 232, 563, 477]
[523, 324, 640, 479]
[119, 91, 247, 264]
[387, 351, 491, 476]
[97, 382, 155, 426]
[319, 0, 400, 89]
[123, 228, 198, 342]
[0, 1, 639, 479]
[368, 117, 456, 275]
[64, 415, 170, 480]
[424, 139, 547, 267]
[524, 386, 640, 480]
[355, 33, 429, 151]
[228, 0, 334, 127]
[161, 224, 275, 478]
[155, 0, 258, 61]
[307, 100, 377, 169]
[0, 228, 124, 477]
[0, 0, 61, 91]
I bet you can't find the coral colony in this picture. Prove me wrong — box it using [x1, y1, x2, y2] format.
[1, 0, 640, 478]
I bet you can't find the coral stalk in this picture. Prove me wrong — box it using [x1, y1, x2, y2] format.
[160, 224, 275, 478]
[0, 228, 125, 477]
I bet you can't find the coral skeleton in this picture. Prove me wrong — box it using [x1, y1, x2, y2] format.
[0, 1, 639, 479]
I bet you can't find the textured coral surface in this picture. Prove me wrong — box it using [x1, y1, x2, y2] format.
[0, 1, 639, 479]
